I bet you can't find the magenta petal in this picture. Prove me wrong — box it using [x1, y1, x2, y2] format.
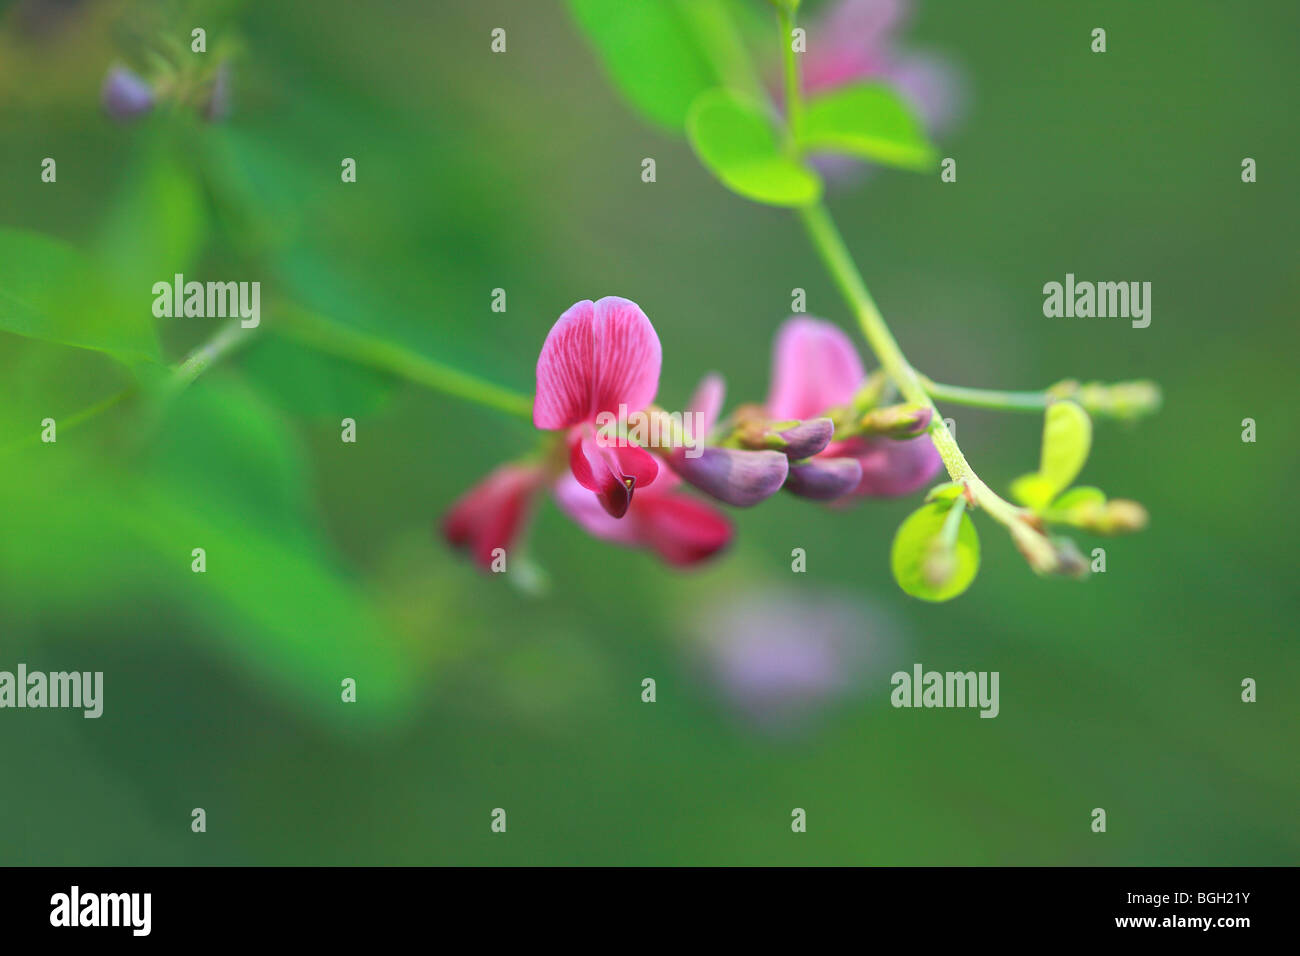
[590, 296, 662, 417]
[638, 492, 733, 566]
[534, 299, 596, 429]
[777, 418, 835, 460]
[848, 434, 943, 497]
[534, 297, 662, 429]
[686, 373, 726, 440]
[442, 464, 543, 570]
[784, 457, 864, 501]
[668, 447, 789, 508]
[766, 317, 865, 421]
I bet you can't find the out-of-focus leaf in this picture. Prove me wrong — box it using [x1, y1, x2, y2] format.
[0, 381, 420, 724]
[95, 141, 207, 292]
[891, 500, 980, 602]
[687, 89, 822, 206]
[566, 0, 719, 130]
[798, 83, 936, 171]
[0, 228, 159, 364]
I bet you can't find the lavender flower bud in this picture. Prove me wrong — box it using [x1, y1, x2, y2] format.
[783, 457, 863, 501]
[668, 447, 789, 508]
[101, 66, 154, 121]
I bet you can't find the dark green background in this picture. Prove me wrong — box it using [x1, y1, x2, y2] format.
[0, 0, 1295, 864]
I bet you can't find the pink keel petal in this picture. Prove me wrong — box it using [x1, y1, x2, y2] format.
[568, 430, 659, 518]
[766, 317, 865, 421]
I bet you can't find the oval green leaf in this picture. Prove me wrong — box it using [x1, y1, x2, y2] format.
[798, 83, 936, 171]
[0, 228, 160, 365]
[687, 89, 823, 207]
[891, 501, 981, 602]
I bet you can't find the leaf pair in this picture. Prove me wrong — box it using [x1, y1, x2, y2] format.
[687, 86, 935, 208]
[1009, 401, 1093, 511]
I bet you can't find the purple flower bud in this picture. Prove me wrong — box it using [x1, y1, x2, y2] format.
[101, 66, 154, 121]
[773, 417, 834, 459]
[202, 62, 231, 122]
[784, 457, 863, 501]
[668, 447, 788, 508]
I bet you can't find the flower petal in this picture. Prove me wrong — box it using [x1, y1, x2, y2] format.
[638, 492, 733, 566]
[685, 373, 726, 440]
[533, 296, 662, 429]
[590, 296, 662, 418]
[533, 299, 596, 429]
[441, 464, 542, 570]
[766, 317, 865, 421]
[843, 434, 943, 497]
[667, 447, 789, 508]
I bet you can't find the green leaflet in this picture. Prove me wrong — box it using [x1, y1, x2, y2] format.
[687, 89, 823, 207]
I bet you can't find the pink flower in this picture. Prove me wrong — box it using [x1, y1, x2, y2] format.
[442, 462, 546, 571]
[551, 372, 736, 566]
[803, 0, 964, 136]
[553, 470, 732, 567]
[534, 297, 662, 519]
[767, 317, 941, 499]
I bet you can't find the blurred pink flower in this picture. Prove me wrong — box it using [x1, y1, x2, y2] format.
[767, 317, 941, 498]
[802, 0, 964, 135]
[691, 588, 903, 733]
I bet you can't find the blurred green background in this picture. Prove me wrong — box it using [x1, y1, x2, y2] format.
[0, 0, 1296, 864]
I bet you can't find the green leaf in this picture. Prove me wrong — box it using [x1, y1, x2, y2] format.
[0, 229, 160, 365]
[891, 501, 980, 602]
[799, 83, 936, 171]
[687, 89, 823, 207]
[1010, 401, 1093, 508]
[0, 382, 420, 725]
[567, 0, 719, 130]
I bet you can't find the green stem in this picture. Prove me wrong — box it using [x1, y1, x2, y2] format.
[274, 303, 533, 420]
[921, 379, 1050, 413]
[796, 201, 1023, 527]
[777, 5, 803, 140]
[1, 321, 253, 455]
